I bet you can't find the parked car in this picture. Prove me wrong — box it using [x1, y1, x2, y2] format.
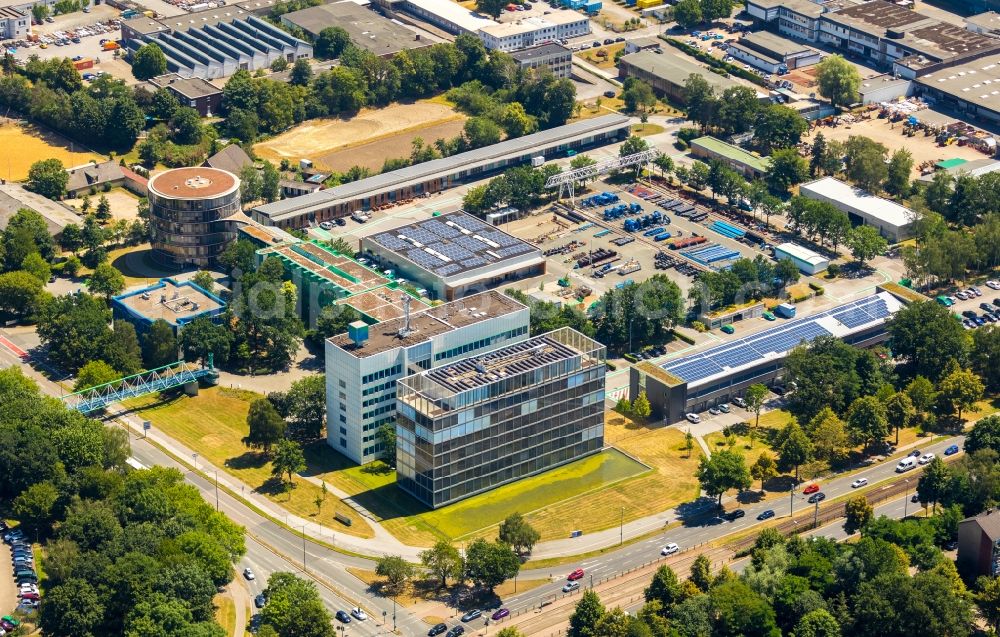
[802, 483, 820, 494]
[335, 610, 352, 624]
[319, 221, 333, 230]
[603, 90, 616, 98]
[661, 542, 680, 555]
[567, 568, 585, 581]
[491, 609, 510, 621]
[685, 413, 700, 423]
[732, 397, 747, 408]
[718, 403, 730, 413]
[351, 608, 368, 621]
[708, 407, 721, 415]
[908, 449, 921, 458]
[757, 510, 775, 520]
[562, 581, 580, 593]
[447, 626, 465, 637]
[428, 624, 447, 636]
[944, 444, 960, 456]
[851, 478, 868, 488]
[807, 492, 826, 504]
[461, 610, 482, 623]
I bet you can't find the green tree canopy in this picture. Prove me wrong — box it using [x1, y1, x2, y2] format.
[132, 43, 168, 80]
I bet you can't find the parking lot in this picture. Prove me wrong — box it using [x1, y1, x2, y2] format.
[941, 281, 1000, 330]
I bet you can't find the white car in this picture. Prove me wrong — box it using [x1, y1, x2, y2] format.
[732, 397, 746, 408]
[351, 608, 368, 621]
[562, 581, 580, 593]
[319, 221, 333, 230]
[986, 280, 1000, 290]
[851, 478, 868, 488]
[243, 568, 255, 580]
[661, 542, 680, 556]
[918, 452, 935, 465]
[685, 413, 700, 424]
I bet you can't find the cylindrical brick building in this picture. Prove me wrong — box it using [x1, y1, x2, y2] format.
[148, 167, 241, 267]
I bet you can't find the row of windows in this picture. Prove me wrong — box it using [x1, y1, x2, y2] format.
[362, 441, 386, 458]
[362, 364, 402, 386]
[363, 404, 395, 420]
[433, 326, 528, 362]
[362, 392, 396, 408]
[362, 379, 396, 397]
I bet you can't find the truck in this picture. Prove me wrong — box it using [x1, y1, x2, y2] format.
[531, 155, 545, 168]
[351, 211, 369, 223]
[102, 41, 120, 51]
[775, 303, 796, 319]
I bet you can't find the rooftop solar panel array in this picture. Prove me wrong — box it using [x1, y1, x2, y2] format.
[661, 294, 895, 384]
[369, 212, 540, 277]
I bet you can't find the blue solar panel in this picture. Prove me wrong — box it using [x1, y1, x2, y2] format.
[833, 308, 872, 328]
[713, 346, 761, 369]
[664, 358, 724, 382]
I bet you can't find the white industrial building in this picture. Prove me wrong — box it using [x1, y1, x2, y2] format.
[325, 290, 529, 464]
[399, 0, 495, 34]
[0, 6, 29, 40]
[773, 242, 830, 275]
[478, 10, 590, 52]
[799, 177, 916, 242]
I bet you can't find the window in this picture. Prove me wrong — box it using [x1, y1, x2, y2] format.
[340, 437, 347, 448]
[340, 426, 347, 435]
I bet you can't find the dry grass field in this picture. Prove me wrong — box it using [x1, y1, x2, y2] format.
[0, 120, 101, 181]
[318, 119, 467, 173]
[254, 101, 465, 172]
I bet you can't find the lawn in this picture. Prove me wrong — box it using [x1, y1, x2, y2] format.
[632, 123, 666, 137]
[125, 387, 374, 538]
[703, 409, 794, 454]
[575, 42, 625, 69]
[214, 593, 237, 637]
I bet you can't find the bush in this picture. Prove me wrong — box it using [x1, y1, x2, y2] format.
[792, 293, 811, 303]
[672, 328, 695, 345]
[691, 320, 708, 333]
[826, 263, 841, 278]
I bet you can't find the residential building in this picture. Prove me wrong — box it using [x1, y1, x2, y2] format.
[250, 114, 631, 229]
[773, 242, 830, 275]
[618, 50, 747, 103]
[121, 6, 312, 80]
[360, 211, 545, 301]
[958, 510, 1000, 578]
[65, 160, 127, 198]
[510, 42, 572, 78]
[280, 2, 430, 57]
[690, 136, 770, 179]
[149, 73, 224, 116]
[112, 277, 227, 337]
[799, 176, 915, 242]
[203, 144, 254, 175]
[726, 31, 820, 73]
[395, 327, 606, 508]
[0, 6, 29, 40]
[325, 290, 530, 464]
[477, 10, 589, 52]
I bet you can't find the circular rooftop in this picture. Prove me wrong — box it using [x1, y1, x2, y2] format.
[148, 167, 240, 200]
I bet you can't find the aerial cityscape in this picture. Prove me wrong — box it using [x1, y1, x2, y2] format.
[2, 0, 1000, 634]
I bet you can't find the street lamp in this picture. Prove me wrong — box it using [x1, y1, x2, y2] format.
[192, 452, 198, 471]
[813, 498, 820, 529]
[789, 482, 796, 517]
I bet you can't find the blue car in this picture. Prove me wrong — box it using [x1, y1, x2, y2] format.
[944, 444, 960, 456]
[757, 510, 775, 521]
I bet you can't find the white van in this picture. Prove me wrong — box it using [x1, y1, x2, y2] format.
[895, 457, 916, 473]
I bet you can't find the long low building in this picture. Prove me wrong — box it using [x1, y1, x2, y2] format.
[726, 31, 820, 73]
[477, 10, 590, 52]
[397, 0, 496, 34]
[799, 176, 915, 242]
[250, 114, 631, 229]
[618, 50, 747, 104]
[630, 290, 908, 422]
[690, 136, 770, 179]
[280, 3, 429, 57]
[773, 242, 829, 275]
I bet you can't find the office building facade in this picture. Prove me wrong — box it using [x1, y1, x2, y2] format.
[395, 328, 606, 508]
[325, 290, 530, 464]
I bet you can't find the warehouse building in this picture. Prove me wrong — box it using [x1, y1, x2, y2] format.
[361, 211, 545, 301]
[800, 176, 915, 242]
[630, 290, 908, 422]
[690, 136, 770, 179]
[280, 2, 430, 57]
[121, 6, 313, 80]
[510, 42, 573, 78]
[726, 31, 820, 73]
[477, 10, 589, 52]
[250, 114, 631, 229]
[773, 242, 830, 275]
[397, 0, 495, 34]
[148, 74, 223, 117]
[905, 50, 1000, 126]
[618, 51, 747, 103]
[965, 11, 1000, 36]
[0, 6, 29, 40]
[325, 290, 530, 464]
[396, 327, 606, 508]
[112, 278, 227, 337]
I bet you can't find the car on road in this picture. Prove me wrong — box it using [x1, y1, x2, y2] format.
[945, 444, 960, 456]
[851, 478, 868, 488]
[447, 626, 465, 637]
[603, 38, 613, 44]
[685, 413, 700, 423]
[757, 510, 775, 521]
[428, 623, 447, 636]
[351, 608, 368, 621]
[802, 483, 820, 494]
[491, 609, 510, 621]
[732, 397, 746, 408]
[254, 594, 266, 609]
[461, 610, 482, 623]
[661, 542, 680, 555]
[724, 509, 745, 521]
[807, 492, 826, 504]
[336, 611, 352, 624]
[919, 452, 935, 465]
[243, 568, 255, 580]
[603, 90, 616, 98]
[567, 568, 585, 581]
[908, 449, 921, 458]
[562, 581, 581, 593]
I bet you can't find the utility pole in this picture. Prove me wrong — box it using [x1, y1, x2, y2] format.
[789, 482, 795, 517]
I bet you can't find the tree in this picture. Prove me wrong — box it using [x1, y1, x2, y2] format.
[170, 107, 202, 145]
[846, 396, 889, 452]
[847, 225, 888, 267]
[88, 262, 125, 300]
[463, 116, 502, 149]
[706, 579, 780, 637]
[74, 359, 119, 391]
[476, 0, 504, 18]
[420, 540, 463, 588]
[888, 301, 969, 381]
[498, 512, 541, 556]
[569, 590, 605, 637]
[179, 316, 231, 365]
[243, 398, 286, 454]
[143, 319, 178, 369]
[623, 79, 656, 113]
[240, 164, 263, 205]
[673, 0, 702, 28]
[688, 554, 713, 592]
[807, 408, 850, 464]
[844, 495, 873, 534]
[190, 271, 215, 295]
[39, 578, 105, 637]
[696, 448, 751, 507]
[815, 54, 860, 108]
[778, 422, 812, 482]
[632, 390, 652, 421]
[271, 439, 305, 487]
[36, 293, 112, 372]
[620, 134, 649, 158]
[375, 555, 415, 594]
[12, 480, 59, 534]
[464, 538, 520, 591]
[765, 148, 809, 194]
[645, 564, 685, 610]
[744, 384, 768, 445]
[315, 26, 351, 59]
[259, 572, 334, 637]
[700, 0, 734, 21]
[685, 429, 695, 458]
[917, 456, 950, 512]
[716, 86, 760, 136]
[750, 453, 778, 492]
[22, 251, 50, 282]
[971, 326, 1000, 393]
[754, 104, 808, 153]
[844, 136, 888, 192]
[284, 375, 325, 439]
[27, 158, 68, 199]
[809, 132, 842, 177]
[885, 148, 913, 197]
[884, 392, 915, 446]
[937, 367, 984, 422]
[0, 270, 44, 318]
[964, 414, 1000, 454]
[262, 160, 281, 203]
[288, 58, 312, 86]
[795, 609, 841, 637]
[976, 576, 1000, 634]
[132, 43, 168, 80]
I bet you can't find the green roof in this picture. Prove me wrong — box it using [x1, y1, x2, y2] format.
[691, 136, 771, 172]
[936, 158, 968, 170]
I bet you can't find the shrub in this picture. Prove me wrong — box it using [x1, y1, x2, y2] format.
[691, 321, 708, 333]
[672, 328, 695, 345]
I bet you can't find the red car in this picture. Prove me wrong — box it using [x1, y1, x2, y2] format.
[19, 592, 39, 601]
[567, 568, 585, 581]
[802, 484, 820, 495]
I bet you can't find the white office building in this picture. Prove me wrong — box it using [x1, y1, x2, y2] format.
[799, 176, 916, 242]
[478, 10, 590, 52]
[773, 242, 830, 275]
[324, 290, 529, 465]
